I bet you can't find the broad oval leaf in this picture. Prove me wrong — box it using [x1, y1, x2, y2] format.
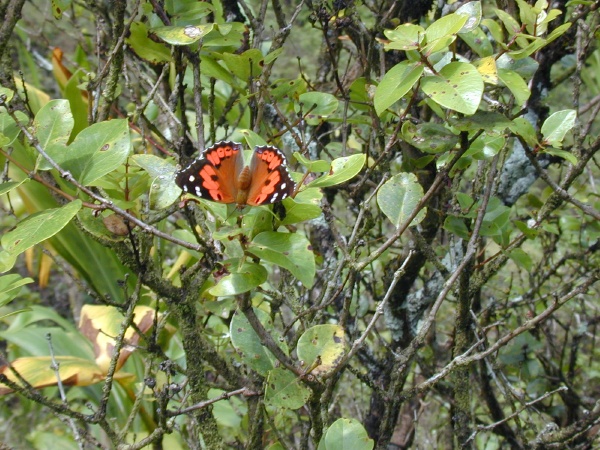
[79, 304, 157, 372]
[264, 368, 311, 410]
[377, 173, 426, 228]
[126, 22, 171, 64]
[541, 110, 576, 148]
[0, 179, 29, 196]
[230, 308, 288, 376]
[324, 418, 374, 450]
[279, 190, 323, 226]
[152, 24, 214, 45]
[498, 69, 530, 106]
[308, 154, 366, 188]
[131, 154, 180, 209]
[456, 2, 482, 33]
[296, 324, 345, 376]
[401, 122, 459, 153]
[374, 61, 424, 115]
[54, 119, 131, 185]
[297, 92, 339, 117]
[426, 13, 468, 42]
[0, 109, 27, 147]
[0, 274, 34, 307]
[384, 24, 425, 51]
[221, 49, 264, 81]
[33, 99, 73, 171]
[0, 356, 106, 395]
[248, 232, 315, 288]
[208, 262, 268, 296]
[0, 200, 82, 272]
[421, 62, 483, 115]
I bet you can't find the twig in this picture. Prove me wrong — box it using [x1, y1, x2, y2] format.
[325, 251, 414, 378]
[167, 387, 259, 417]
[465, 386, 569, 444]
[47, 333, 84, 448]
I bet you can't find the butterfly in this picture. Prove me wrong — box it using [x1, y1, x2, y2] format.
[175, 141, 296, 207]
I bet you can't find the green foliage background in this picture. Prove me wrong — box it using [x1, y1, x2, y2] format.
[0, 0, 599, 448]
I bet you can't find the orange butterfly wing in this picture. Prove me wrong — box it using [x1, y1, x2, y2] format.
[175, 142, 243, 204]
[246, 146, 295, 206]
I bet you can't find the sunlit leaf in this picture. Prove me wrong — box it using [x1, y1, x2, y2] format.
[0, 200, 82, 272]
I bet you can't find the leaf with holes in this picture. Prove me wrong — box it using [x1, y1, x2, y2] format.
[264, 368, 311, 410]
[296, 324, 345, 376]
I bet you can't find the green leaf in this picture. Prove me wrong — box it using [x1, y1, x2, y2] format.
[0, 274, 34, 307]
[308, 154, 366, 188]
[456, 2, 482, 33]
[229, 308, 288, 376]
[248, 232, 315, 288]
[494, 9, 521, 34]
[421, 62, 483, 115]
[294, 152, 331, 173]
[208, 262, 268, 296]
[426, 14, 469, 42]
[498, 69, 530, 106]
[34, 99, 73, 171]
[264, 368, 311, 410]
[515, 220, 539, 239]
[126, 22, 171, 64]
[509, 248, 533, 271]
[131, 154, 180, 209]
[401, 122, 459, 153]
[451, 111, 512, 132]
[63, 70, 89, 139]
[510, 117, 539, 147]
[462, 31, 494, 58]
[377, 173, 426, 227]
[383, 24, 425, 51]
[443, 216, 470, 239]
[0, 109, 26, 147]
[152, 23, 214, 45]
[279, 190, 323, 226]
[374, 61, 424, 115]
[0, 179, 29, 196]
[296, 324, 345, 376]
[0, 87, 14, 103]
[0, 200, 82, 272]
[297, 92, 339, 119]
[541, 110, 576, 147]
[51, 0, 70, 18]
[220, 49, 264, 81]
[53, 119, 131, 185]
[542, 148, 577, 165]
[323, 418, 374, 450]
[496, 54, 539, 79]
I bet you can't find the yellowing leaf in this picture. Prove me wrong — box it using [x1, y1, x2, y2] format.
[79, 305, 157, 372]
[0, 356, 127, 395]
[474, 56, 499, 85]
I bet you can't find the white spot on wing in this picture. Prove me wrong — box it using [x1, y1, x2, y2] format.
[188, 175, 195, 182]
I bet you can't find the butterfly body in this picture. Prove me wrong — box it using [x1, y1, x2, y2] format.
[175, 141, 295, 207]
